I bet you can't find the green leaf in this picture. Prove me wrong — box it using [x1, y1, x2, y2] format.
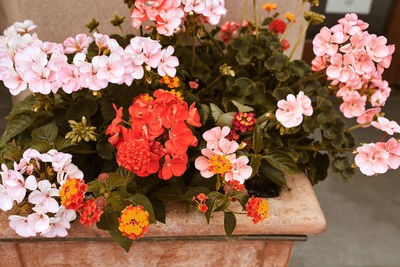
[1, 113, 36, 144]
[231, 100, 254, 113]
[30, 141, 52, 153]
[106, 173, 131, 190]
[252, 124, 263, 154]
[96, 139, 115, 160]
[216, 112, 235, 128]
[108, 191, 125, 211]
[65, 97, 98, 120]
[224, 212, 236, 238]
[55, 137, 73, 151]
[272, 87, 293, 101]
[210, 103, 224, 121]
[31, 123, 58, 143]
[108, 229, 133, 253]
[128, 193, 156, 224]
[205, 191, 224, 223]
[200, 104, 210, 125]
[153, 184, 184, 201]
[149, 197, 166, 224]
[234, 193, 249, 211]
[250, 155, 262, 178]
[214, 197, 230, 211]
[263, 150, 298, 175]
[96, 204, 119, 231]
[86, 180, 105, 195]
[265, 53, 289, 71]
[259, 160, 287, 186]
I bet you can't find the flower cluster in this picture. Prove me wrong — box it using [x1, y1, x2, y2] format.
[195, 126, 252, 184]
[131, 0, 227, 36]
[0, 149, 83, 237]
[275, 91, 313, 128]
[59, 178, 102, 227]
[246, 197, 269, 224]
[118, 205, 149, 240]
[312, 13, 394, 120]
[232, 112, 257, 132]
[192, 193, 208, 213]
[220, 21, 249, 44]
[106, 90, 201, 180]
[269, 19, 287, 34]
[0, 21, 179, 95]
[355, 138, 400, 176]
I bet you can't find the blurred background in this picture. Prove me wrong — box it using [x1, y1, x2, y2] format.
[0, 0, 399, 266]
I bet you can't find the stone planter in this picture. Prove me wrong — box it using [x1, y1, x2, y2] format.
[0, 173, 326, 267]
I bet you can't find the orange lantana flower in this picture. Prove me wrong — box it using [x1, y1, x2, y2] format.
[284, 12, 298, 23]
[262, 3, 277, 12]
[118, 205, 149, 240]
[246, 197, 269, 224]
[59, 178, 87, 211]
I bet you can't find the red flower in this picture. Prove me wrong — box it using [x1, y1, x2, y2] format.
[79, 198, 103, 227]
[269, 19, 287, 34]
[159, 154, 188, 180]
[189, 81, 199, 89]
[281, 39, 290, 51]
[232, 112, 257, 132]
[199, 204, 208, 213]
[187, 103, 202, 127]
[165, 121, 198, 155]
[106, 104, 127, 147]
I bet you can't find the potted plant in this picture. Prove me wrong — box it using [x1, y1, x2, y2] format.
[0, 0, 398, 266]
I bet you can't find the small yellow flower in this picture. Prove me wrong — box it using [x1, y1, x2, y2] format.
[219, 63, 235, 77]
[65, 116, 97, 144]
[284, 12, 298, 23]
[160, 75, 180, 88]
[262, 3, 277, 11]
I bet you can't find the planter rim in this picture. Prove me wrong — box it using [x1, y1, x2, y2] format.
[0, 173, 327, 240]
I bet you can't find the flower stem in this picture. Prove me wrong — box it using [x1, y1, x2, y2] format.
[280, 1, 304, 41]
[198, 74, 222, 96]
[253, 0, 259, 41]
[191, 35, 196, 71]
[118, 25, 126, 38]
[380, 132, 388, 142]
[140, 25, 143, 36]
[347, 122, 371, 132]
[289, 21, 310, 59]
[288, 69, 326, 89]
[240, 0, 249, 26]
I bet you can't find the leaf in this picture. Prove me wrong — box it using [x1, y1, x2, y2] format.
[86, 180, 105, 195]
[96, 205, 119, 231]
[250, 155, 262, 178]
[1, 113, 36, 144]
[205, 191, 224, 223]
[234, 193, 249, 211]
[65, 97, 98, 120]
[108, 191, 125, 211]
[200, 104, 210, 125]
[183, 186, 210, 201]
[109, 229, 133, 253]
[30, 141, 52, 153]
[149, 197, 166, 224]
[231, 100, 254, 113]
[214, 197, 230, 211]
[252, 124, 263, 154]
[55, 137, 73, 151]
[265, 53, 289, 71]
[216, 112, 236, 128]
[106, 173, 131, 190]
[129, 193, 156, 224]
[153, 184, 184, 201]
[210, 103, 224, 121]
[31, 123, 58, 144]
[96, 139, 115, 160]
[263, 151, 298, 175]
[259, 160, 287, 186]
[224, 212, 236, 238]
[272, 87, 293, 101]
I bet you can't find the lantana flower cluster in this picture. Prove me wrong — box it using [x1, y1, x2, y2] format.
[275, 91, 313, 128]
[0, 20, 179, 96]
[0, 148, 83, 238]
[131, 0, 227, 36]
[195, 126, 252, 184]
[118, 205, 149, 240]
[246, 197, 269, 224]
[312, 14, 394, 122]
[106, 90, 202, 180]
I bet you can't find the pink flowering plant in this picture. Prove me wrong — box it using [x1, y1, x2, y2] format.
[0, 0, 398, 251]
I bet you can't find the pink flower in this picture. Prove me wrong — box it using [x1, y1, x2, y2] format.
[23, 66, 53, 94]
[311, 56, 328, 72]
[370, 90, 387, 107]
[13, 20, 37, 33]
[220, 21, 240, 43]
[57, 64, 82, 94]
[28, 180, 59, 214]
[356, 108, 381, 126]
[189, 81, 199, 89]
[63, 34, 93, 54]
[338, 13, 369, 36]
[93, 33, 110, 50]
[326, 53, 355, 83]
[366, 35, 390, 62]
[8, 215, 37, 237]
[156, 8, 184, 36]
[96, 53, 125, 83]
[202, 1, 227, 25]
[371, 117, 400, 135]
[377, 138, 400, 170]
[157, 46, 179, 77]
[224, 156, 252, 184]
[1, 164, 37, 203]
[202, 126, 231, 150]
[130, 0, 148, 28]
[0, 184, 13, 211]
[275, 94, 303, 128]
[41, 207, 76, 238]
[339, 91, 366, 118]
[312, 27, 338, 57]
[355, 143, 389, 176]
[28, 209, 50, 233]
[1, 69, 27, 95]
[296, 91, 313, 116]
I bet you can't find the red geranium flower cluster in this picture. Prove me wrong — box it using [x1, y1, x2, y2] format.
[106, 89, 202, 180]
[268, 19, 287, 34]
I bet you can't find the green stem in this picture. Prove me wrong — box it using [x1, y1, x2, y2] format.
[289, 69, 326, 89]
[289, 21, 310, 59]
[253, 0, 259, 41]
[118, 25, 126, 38]
[140, 25, 143, 36]
[295, 146, 354, 153]
[240, 0, 249, 26]
[203, 26, 224, 54]
[347, 122, 371, 132]
[198, 74, 222, 96]
[280, 1, 304, 41]
[191, 35, 196, 71]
